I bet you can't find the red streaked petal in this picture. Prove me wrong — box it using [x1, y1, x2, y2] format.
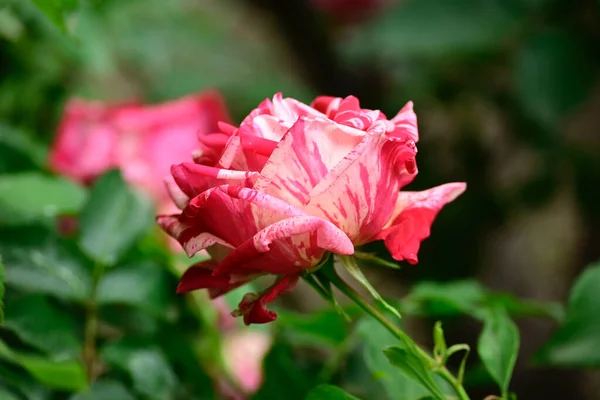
[177, 260, 248, 297]
[171, 162, 259, 199]
[376, 182, 466, 263]
[304, 133, 417, 244]
[255, 117, 364, 206]
[212, 215, 354, 277]
[390, 101, 418, 142]
[218, 121, 237, 135]
[233, 274, 299, 325]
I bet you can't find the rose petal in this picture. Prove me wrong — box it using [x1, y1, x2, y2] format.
[113, 90, 230, 133]
[157, 213, 235, 257]
[233, 275, 299, 325]
[217, 135, 267, 172]
[304, 133, 417, 244]
[310, 96, 339, 116]
[376, 182, 466, 263]
[159, 184, 328, 258]
[222, 330, 272, 392]
[171, 162, 259, 199]
[240, 114, 290, 143]
[254, 117, 365, 206]
[49, 99, 119, 182]
[218, 121, 237, 136]
[177, 260, 248, 298]
[164, 175, 190, 210]
[390, 101, 419, 142]
[212, 215, 354, 277]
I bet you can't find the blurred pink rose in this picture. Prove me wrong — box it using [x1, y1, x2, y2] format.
[221, 330, 271, 395]
[49, 90, 231, 217]
[159, 93, 466, 325]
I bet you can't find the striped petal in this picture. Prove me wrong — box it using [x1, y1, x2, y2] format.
[164, 174, 190, 210]
[376, 182, 466, 263]
[304, 133, 417, 244]
[254, 117, 365, 207]
[212, 215, 354, 277]
[176, 260, 250, 298]
[157, 213, 235, 257]
[216, 134, 270, 172]
[171, 162, 259, 199]
[390, 101, 419, 142]
[158, 184, 348, 260]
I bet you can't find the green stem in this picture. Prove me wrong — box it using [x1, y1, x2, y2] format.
[328, 271, 470, 400]
[83, 262, 104, 382]
[302, 274, 331, 301]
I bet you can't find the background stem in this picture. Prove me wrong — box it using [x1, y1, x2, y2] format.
[83, 262, 104, 382]
[327, 270, 471, 400]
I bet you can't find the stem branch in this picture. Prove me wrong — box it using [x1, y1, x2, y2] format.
[83, 262, 104, 382]
[327, 270, 470, 400]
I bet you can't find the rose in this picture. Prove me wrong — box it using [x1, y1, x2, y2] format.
[210, 297, 271, 397]
[159, 93, 466, 325]
[49, 90, 230, 216]
[221, 330, 271, 396]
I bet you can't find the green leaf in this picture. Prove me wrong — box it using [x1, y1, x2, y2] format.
[154, 327, 217, 400]
[0, 173, 87, 226]
[536, 264, 600, 366]
[354, 252, 401, 269]
[487, 292, 564, 322]
[403, 280, 564, 322]
[100, 341, 177, 400]
[0, 124, 47, 173]
[0, 362, 48, 400]
[0, 340, 87, 391]
[254, 343, 318, 400]
[0, 257, 4, 323]
[446, 344, 470, 385]
[0, 225, 92, 302]
[431, 323, 470, 385]
[349, 0, 520, 58]
[383, 347, 446, 400]
[97, 261, 169, 316]
[0, 388, 19, 400]
[16, 356, 87, 392]
[129, 350, 177, 400]
[305, 384, 360, 400]
[514, 31, 596, 126]
[2, 295, 80, 358]
[402, 280, 486, 318]
[356, 318, 431, 400]
[100, 307, 160, 336]
[30, 0, 79, 32]
[432, 322, 447, 362]
[477, 308, 519, 397]
[79, 170, 154, 266]
[277, 308, 351, 347]
[336, 255, 401, 320]
[70, 380, 135, 400]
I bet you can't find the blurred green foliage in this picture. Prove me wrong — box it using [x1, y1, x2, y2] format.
[536, 264, 600, 366]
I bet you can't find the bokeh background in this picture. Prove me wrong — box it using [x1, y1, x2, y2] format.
[1, 0, 600, 399]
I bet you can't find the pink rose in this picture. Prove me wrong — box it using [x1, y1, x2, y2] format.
[221, 330, 272, 395]
[49, 90, 231, 218]
[159, 93, 466, 325]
